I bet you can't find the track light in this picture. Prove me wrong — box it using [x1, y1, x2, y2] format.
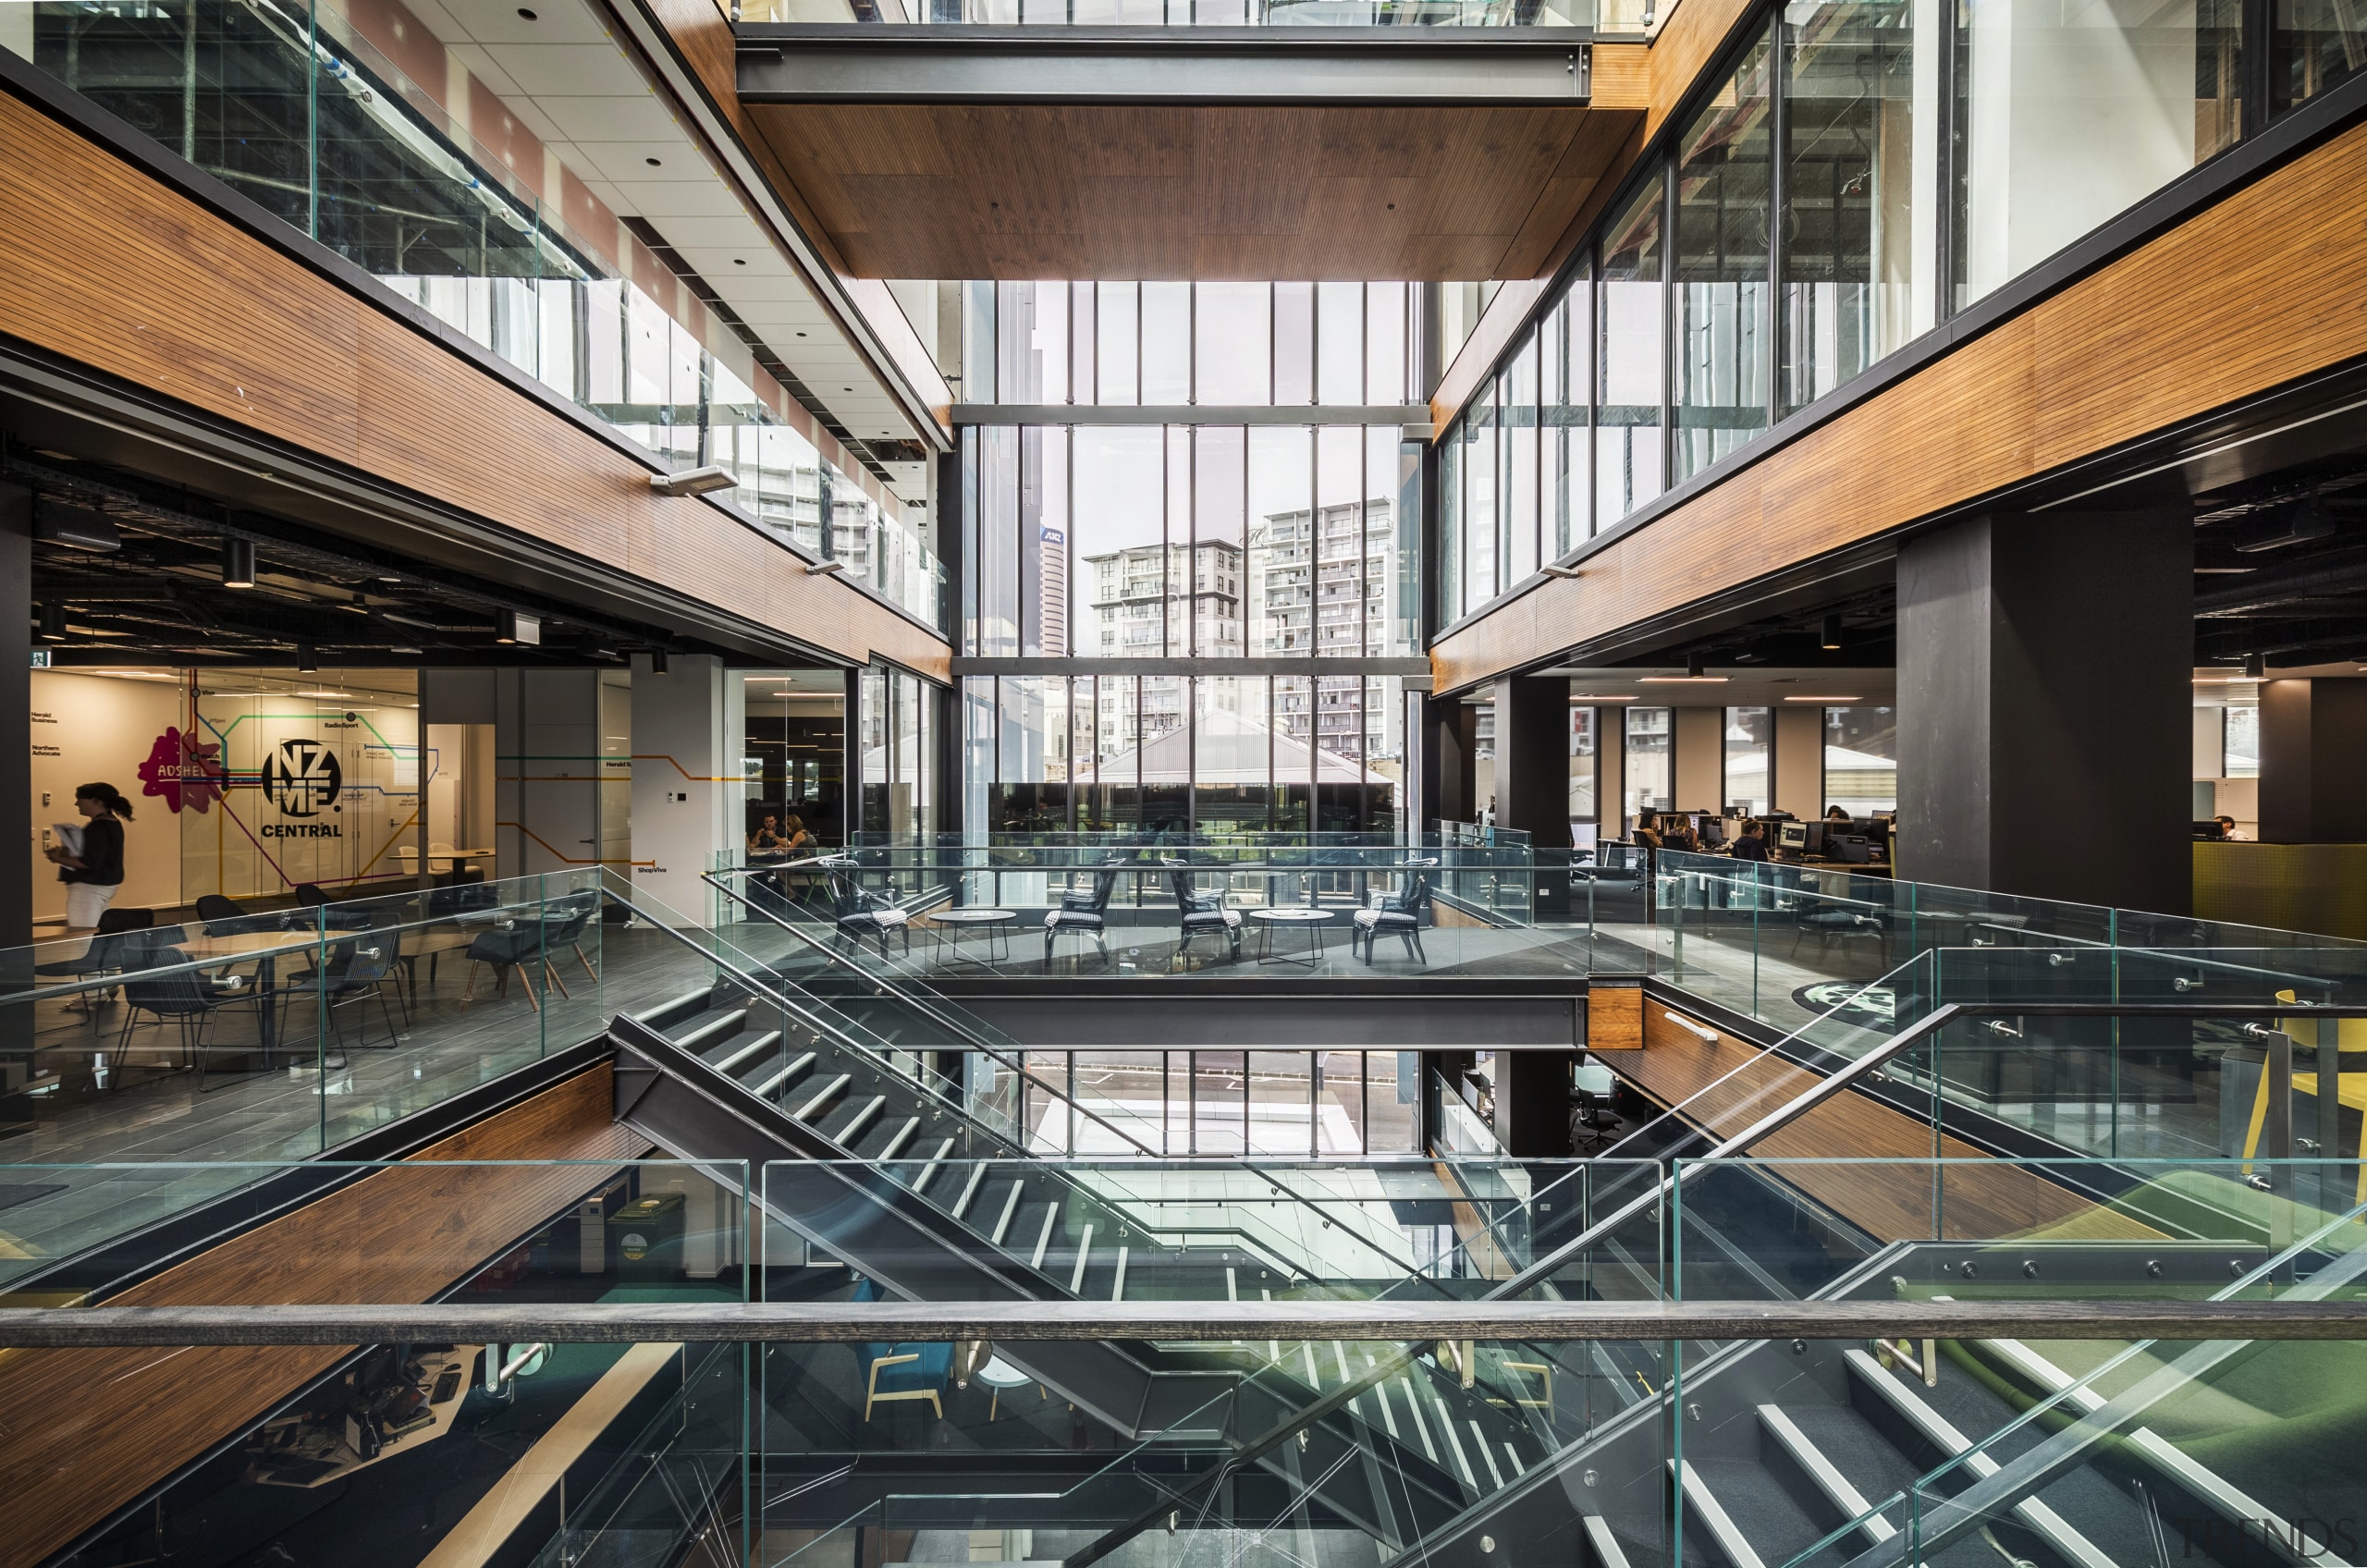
[1820, 614, 1842, 651]
[1686, 652, 1705, 679]
[221, 537, 256, 588]
[2244, 653, 2266, 679]
[39, 603, 67, 643]
[651, 465, 737, 497]
[649, 648, 670, 675]
[297, 643, 318, 672]
[496, 609, 541, 646]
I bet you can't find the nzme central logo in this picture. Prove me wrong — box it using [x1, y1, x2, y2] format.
[261, 738, 342, 817]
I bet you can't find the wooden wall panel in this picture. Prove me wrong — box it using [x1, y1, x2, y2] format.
[0, 1066, 647, 1568]
[1625, 1005, 2162, 1245]
[1586, 982, 1644, 1049]
[0, 90, 950, 682]
[1432, 118, 2367, 694]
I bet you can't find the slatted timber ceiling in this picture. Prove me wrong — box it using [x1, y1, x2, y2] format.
[738, 102, 1642, 281]
[0, 1066, 646, 1568]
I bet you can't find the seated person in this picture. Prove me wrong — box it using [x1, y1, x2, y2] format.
[2215, 814, 2249, 842]
[1631, 811, 1664, 851]
[1661, 816, 1699, 852]
[1729, 819, 1772, 862]
[1825, 805, 1853, 826]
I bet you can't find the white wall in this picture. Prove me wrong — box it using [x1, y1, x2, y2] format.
[29, 671, 185, 925]
[630, 655, 732, 921]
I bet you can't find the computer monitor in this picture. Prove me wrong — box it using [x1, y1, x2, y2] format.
[1778, 822, 1809, 852]
[1571, 821, 1600, 855]
[2192, 818, 2227, 839]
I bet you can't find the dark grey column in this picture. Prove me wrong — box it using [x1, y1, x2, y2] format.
[0, 484, 30, 950]
[1492, 675, 1569, 844]
[2258, 678, 2367, 842]
[1428, 697, 1477, 827]
[1494, 1050, 1579, 1157]
[1896, 508, 2190, 913]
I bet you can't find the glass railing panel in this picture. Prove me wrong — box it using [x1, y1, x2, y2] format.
[6, 1158, 751, 1568]
[2, 870, 621, 1170]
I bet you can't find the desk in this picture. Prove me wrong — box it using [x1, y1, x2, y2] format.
[395, 847, 495, 881]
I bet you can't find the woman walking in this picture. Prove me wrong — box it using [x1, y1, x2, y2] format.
[47, 781, 134, 932]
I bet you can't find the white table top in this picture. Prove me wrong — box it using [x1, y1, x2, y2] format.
[1248, 907, 1333, 923]
[932, 908, 1017, 923]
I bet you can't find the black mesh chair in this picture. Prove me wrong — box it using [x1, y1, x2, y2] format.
[1163, 864, 1241, 967]
[278, 936, 404, 1057]
[823, 860, 913, 959]
[1352, 862, 1434, 964]
[1042, 862, 1122, 969]
[193, 893, 276, 937]
[35, 907, 155, 1013]
[113, 944, 241, 1083]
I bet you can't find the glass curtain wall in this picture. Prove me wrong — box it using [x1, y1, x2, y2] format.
[9, 0, 942, 628]
[965, 674, 1407, 834]
[962, 282, 1417, 408]
[966, 423, 1417, 662]
[859, 666, 940, 838]
[1439, 0, 2269, 624]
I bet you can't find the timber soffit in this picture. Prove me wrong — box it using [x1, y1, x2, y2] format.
[0, 52, 952, 665]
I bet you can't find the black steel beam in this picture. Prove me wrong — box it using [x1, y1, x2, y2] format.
[735, 25, 1591, 105]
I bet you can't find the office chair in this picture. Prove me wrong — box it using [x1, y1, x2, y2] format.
[35, 907, 156, 1017]
[1569, 1089, 1622, 1154]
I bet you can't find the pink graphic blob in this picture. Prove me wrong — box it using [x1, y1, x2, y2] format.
[139, 727, 226, 815]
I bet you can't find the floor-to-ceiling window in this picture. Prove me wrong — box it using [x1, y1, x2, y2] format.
[1624, 705, 1674, 823]
[1821, 704, 1897, 815]
[1723, 705, 1773, 815]
[958, 281, 1424, 838]
[1437, 0, 2278, 626]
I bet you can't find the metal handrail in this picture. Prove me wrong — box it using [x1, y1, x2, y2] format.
[706, 865, 1470, 1280]
[702, 866, 1164, 1158]
[6, 1296, 2365, 1347]
[1488, 998, 2367, 1301]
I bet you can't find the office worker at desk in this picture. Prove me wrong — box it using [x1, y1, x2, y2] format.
[1825, 805, 1852, 826]
[1729, 820, 1772, 863]
[1632, 812, 1664, 851]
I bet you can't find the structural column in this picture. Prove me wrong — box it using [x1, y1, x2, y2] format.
[2257, 678, 2367, 841]
[1896, 508, 2190, 913]
[0, 484, 29, 950]
[631, 655, 736, 920]
[1491, 676, 1570, 842]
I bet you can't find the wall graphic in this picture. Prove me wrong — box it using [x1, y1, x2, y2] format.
[182, 679, 423, 900]
[28, 671, 188, 924]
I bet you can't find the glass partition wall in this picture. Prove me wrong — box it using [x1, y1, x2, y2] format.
[1438, 0, 2280, 627]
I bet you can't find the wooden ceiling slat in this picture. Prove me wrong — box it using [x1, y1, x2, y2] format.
[745, 102, 1639, 281]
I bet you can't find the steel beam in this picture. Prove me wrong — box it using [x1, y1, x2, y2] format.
[735, 25, 1591, 106]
